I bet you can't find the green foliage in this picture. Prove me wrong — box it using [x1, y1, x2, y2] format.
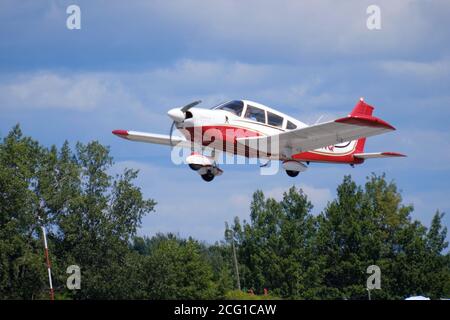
[0, 125, 448, 300]
[138, 234, 218, 299]
[227, 186, 321, 298]
[0, 125, 155, 299]
[223, 290, 279, 300]
[228, 175, 450, 300]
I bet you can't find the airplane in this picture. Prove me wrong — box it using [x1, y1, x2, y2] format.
[112, 98, 405, 182]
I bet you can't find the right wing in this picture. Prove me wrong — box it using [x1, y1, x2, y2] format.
[353, 152, 406, 159]
[112, 129, 192, 147]
[237, 114, 396, 156]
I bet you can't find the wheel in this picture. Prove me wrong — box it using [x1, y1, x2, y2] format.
[286, 170, 299, 177]
[201, 172, 215, 182]
[189, 164, 202, 171]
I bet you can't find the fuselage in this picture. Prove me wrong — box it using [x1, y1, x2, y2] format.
[176, 100, 363, 164]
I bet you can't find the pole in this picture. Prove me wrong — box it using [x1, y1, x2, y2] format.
[231, 235, 241, 291]
[41, 225, 55, 300]
[367, 288, 371, 300]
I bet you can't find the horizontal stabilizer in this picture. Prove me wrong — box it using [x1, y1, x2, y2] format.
[353, 152, 406, 159]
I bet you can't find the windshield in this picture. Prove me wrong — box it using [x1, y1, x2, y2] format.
[214, 100, 244, 117]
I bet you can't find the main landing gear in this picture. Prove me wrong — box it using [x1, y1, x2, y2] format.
[286, 170, 300, 177]
[186, 152, 223, 182]
[283, 160, 308, 178]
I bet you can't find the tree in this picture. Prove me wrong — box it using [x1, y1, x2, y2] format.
[51, 141, 155, 299]
[0, 125, 155, 299]
[315, 174, 449, 299]
[0, 125, 47, 299]
[228, 186, 319, 298]
[423, 211, 450, 298]
[229, 174, 449, 300]
[204, 241, 234, 298]
[2, 125, 449, 300]
[140, 234, 218, 299]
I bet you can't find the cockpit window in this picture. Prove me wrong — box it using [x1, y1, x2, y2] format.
[215, 100, 244, 116]
[267, 112, 283, 128]
[286, 120, 297, 130]
[244, 105, 266, 123]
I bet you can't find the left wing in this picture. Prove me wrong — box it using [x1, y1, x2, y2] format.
[112, 130, 191, 147]
[236, 114, 396, 156]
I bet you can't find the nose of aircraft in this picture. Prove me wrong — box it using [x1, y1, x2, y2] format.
[167, 108, 185, 122]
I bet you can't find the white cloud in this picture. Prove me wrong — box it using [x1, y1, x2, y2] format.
[0, 72, 137, 111]
[230, 194, 251, 208]
[262, 184, 332, 213]
[403, 190, 450, 229]
[379, 59, 450, 79]
[132, 0, 449, 59]
[390, 129, 450, 170]
[0, 60, 339, 118]
[300, 184, 333, 211]
[4, 0, 448, 70]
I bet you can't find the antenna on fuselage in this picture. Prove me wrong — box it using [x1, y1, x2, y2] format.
[314, 115, 324, 124]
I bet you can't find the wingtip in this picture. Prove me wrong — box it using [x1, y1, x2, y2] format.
[335, 116, 396, 131]
[112, 129, 129, 137]
[381, 152, 407, 157]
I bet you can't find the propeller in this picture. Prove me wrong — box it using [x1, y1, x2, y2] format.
[168, 100, 201, 146]
[169, 121, 176, 146]
[181, 100, 201, 112]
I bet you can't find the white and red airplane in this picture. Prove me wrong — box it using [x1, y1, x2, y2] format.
[113, 98, 405, 182]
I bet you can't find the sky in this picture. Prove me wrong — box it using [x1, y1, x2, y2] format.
[1, 0, 450, 244]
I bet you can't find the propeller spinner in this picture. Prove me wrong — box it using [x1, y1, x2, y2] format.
[168, 100, 201, 146]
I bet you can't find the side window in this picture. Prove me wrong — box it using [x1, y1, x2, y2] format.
[267, 112, 283, 128]
[244, 105, 266, 123]
[286, 121, 297, 130]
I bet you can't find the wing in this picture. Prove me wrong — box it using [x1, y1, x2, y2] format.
[236, 114, 396, 156]
[353, 152, 406, 159]
[112, 129, 192, 147]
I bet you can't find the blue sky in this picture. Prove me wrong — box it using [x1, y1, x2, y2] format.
[1, 0, 450, 243]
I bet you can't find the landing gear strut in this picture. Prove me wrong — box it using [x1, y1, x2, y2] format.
[186, 152, 223, 182]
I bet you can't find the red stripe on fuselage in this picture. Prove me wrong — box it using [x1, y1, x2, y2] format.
[183, 125, 263, 158]
[181, 125, 362, 164]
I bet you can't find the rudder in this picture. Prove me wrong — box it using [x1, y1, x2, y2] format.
[350, 98, 374, 155]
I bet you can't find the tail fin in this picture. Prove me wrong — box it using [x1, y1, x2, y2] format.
[349, 98, 406, 160]
[351, 98, 374, 155]
[349, 98, 374, 117]
[355, 137, 366, 154]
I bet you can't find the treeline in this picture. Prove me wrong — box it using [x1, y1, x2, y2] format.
[0, 125, 449, 299]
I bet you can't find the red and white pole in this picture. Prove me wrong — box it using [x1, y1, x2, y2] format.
[41, 225, 54, 300]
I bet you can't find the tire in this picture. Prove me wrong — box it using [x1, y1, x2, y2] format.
[286, 170, 299, 177]
[189, 164, 202, 171]
[201, 172, 215, 182]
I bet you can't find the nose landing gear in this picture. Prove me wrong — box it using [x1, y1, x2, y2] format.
[189, 163, 202, 171]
